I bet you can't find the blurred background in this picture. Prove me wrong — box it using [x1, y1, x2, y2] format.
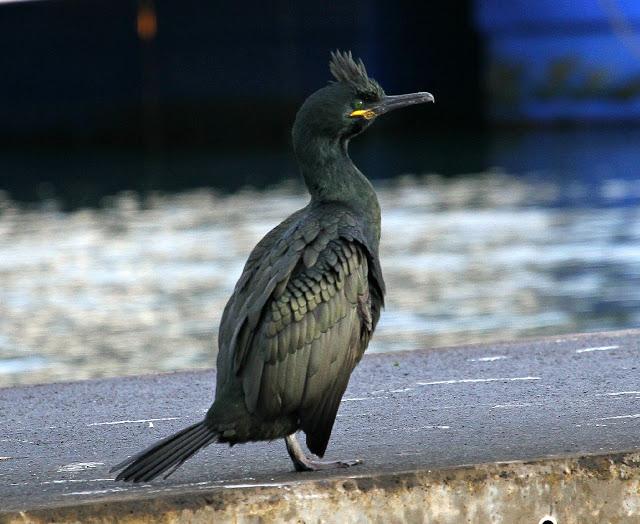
[1, 0, 639, 386]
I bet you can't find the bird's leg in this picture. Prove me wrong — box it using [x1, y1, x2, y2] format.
[284, 434, 361, 472]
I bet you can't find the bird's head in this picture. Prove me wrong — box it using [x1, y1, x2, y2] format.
[293, 50, 434, 142]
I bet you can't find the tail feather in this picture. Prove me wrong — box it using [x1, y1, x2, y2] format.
[140, 428, 213, 481]
[111, 420, 217, 482]
[122, 423, 209, 477]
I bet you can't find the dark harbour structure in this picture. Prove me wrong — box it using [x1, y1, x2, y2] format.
[112, 51, 433, 482]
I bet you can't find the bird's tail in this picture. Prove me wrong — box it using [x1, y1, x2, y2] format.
[111, 420, 218, 482]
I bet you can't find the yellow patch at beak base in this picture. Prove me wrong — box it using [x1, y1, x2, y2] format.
[349, 109, 376, 120]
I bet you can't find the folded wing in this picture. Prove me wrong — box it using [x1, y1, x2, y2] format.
[241, 233, 375, 457]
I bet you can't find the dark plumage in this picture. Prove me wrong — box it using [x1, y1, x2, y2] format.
[112, 50, 433, 482]
[328, 51, 384, 99]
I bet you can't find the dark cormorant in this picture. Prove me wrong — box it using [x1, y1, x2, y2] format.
[112, 51, 433, 482]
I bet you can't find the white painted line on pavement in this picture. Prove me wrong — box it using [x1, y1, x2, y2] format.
[57, 462, 104, 473]
[87, 417, 179, 426]
[341, 396, 388, 402]
[490, 402, 544, 409]
[64, 487, 129, 496]
[575, 345, 618, 354]
[596, 391, 640, 396]
[417, 377, 540, 386]
[597, 413, 640, 421]
[42, 478, 114, 485]
[467, 355, 509, 362]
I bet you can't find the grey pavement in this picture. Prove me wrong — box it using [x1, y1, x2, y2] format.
[1, 330, 640, 513]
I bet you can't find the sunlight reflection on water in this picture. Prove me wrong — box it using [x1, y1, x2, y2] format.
[0, 172, 639, 386]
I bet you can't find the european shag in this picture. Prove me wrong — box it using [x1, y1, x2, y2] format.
[112, 51, 434, 482]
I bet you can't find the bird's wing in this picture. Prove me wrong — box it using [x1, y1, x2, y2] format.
[240, 233, 376, 457]
[217, 207, 318, 379]
[219, 203, 382, 375]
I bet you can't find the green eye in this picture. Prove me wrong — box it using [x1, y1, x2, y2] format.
[354, 99, 364, 109]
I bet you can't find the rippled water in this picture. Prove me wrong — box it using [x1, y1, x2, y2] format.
[1, 172, 639, 386]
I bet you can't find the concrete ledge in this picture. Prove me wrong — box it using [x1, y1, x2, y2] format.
[2, 330, 640, 522]
[4, 452, 640, 523]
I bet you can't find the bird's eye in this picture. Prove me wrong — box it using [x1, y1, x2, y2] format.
[353, 99, 364, 109]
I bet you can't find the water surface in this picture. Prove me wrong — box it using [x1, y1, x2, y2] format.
[1, 171, 638, 386]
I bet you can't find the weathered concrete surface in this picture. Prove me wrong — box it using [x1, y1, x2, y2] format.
[2, 330, 640, 522]
[4, 453, 640, 524]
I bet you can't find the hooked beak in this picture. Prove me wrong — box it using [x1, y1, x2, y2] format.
[349, 92, 435, 120]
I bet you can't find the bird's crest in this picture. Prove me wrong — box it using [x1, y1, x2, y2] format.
[329, 50, 384, 99]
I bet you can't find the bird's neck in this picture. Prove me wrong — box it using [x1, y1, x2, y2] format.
[294, 133, 381, 248]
